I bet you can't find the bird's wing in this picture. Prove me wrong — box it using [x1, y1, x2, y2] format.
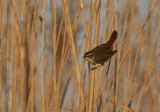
[94, 50, 117, 64]
[93, 48, 109, 63]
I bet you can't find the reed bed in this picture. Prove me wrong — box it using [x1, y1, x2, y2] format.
[0, 0, 160, 112]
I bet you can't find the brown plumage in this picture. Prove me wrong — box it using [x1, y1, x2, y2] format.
[83, 30, 118, 70]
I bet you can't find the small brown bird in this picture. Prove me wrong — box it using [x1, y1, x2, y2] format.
[83, 30, 118, 70]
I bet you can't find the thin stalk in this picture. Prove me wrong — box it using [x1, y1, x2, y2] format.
[42, 0, 46, 111]
[114, 0, 118, 112]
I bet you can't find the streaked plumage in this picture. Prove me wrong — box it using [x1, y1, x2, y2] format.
[83, 30, 118, 70]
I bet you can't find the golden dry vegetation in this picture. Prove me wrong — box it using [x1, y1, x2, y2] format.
[0, 0, 160, 112]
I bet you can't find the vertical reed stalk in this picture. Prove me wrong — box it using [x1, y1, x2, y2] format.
[42, 0, 46, 111]
[114, 0, 118, 111]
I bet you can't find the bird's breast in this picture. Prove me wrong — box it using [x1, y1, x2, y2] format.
[84, 57, 96, 64]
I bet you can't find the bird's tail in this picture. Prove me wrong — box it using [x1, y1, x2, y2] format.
[108, 30, 118, 46]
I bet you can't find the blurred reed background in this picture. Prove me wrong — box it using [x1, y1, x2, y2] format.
[0, 0, 160, 112]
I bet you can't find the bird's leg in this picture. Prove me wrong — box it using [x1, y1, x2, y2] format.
[106, 57, 111, 76]
[91, 64, 104, 70]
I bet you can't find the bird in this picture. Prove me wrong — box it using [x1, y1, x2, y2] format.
[83, 30, 118, 70]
